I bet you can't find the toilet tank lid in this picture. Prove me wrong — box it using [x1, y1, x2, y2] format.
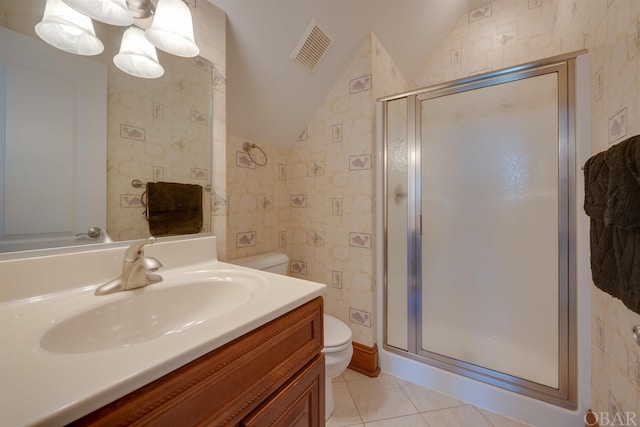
[229, 252, 289, 270]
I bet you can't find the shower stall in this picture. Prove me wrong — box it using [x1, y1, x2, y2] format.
[379, 55, 579, 408]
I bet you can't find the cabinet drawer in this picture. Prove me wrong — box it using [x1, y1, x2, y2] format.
[70, 297, 323, 426]
[242, 354, 325, 427]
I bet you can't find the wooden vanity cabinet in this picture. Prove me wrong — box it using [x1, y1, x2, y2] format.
[242, 354, 324, 427]
[70, 297, 325, 427]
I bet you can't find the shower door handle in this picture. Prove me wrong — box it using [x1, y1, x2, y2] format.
[394, 186, 407, 204]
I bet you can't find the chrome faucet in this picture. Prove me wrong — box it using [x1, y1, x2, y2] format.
[94, 237, 163, 295]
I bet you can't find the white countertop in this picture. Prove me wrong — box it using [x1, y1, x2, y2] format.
[0, 235, 326, 426]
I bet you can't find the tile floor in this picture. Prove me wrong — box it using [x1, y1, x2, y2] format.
[327, 369, 532, 427]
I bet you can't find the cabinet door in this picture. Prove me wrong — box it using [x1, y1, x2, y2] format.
[242, 355, 325, 427]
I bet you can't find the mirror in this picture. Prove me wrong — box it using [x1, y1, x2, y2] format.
[0, 0, 213, 253]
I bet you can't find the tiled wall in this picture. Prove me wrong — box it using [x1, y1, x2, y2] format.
[106, 1, 226, 244]
[411, 0, 639, 417]
[412, 0, 589, 88]
[193, 2, 229, 260]
[106, 52, 213, 241]
[227, 34, 407, 347]
[587, 0, 640, 417]
[285, 37, 377, 347]
[287, 33, 414, 348]
[226, 135, 289, 259]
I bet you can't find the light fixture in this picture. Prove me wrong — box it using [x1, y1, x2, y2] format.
[62, 0, 134, 26]
[126, 0, 156, 19]
[145, 0, 199, 58]
[114, 26, 164, 79]
[34, 0, 199, 78]
[35, 0, 104, 56]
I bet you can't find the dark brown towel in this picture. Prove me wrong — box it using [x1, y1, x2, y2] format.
[583, 135, 640, 314]
[146, 182, 203, 236]
[602, 135, 640, 227]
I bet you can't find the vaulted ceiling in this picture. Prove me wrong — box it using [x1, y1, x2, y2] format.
[207, 0, 479, 149]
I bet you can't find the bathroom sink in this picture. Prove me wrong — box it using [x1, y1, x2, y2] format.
[40, 277, 255, 354]
[0, 235, 328, 427]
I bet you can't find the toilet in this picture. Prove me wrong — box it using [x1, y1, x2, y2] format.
[229, 252, 353, 420]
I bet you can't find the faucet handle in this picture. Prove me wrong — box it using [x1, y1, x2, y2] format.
[124, 237, 156, 262]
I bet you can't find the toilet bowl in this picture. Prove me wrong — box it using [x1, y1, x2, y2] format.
[229, 252, 353, 420]
[322, 311, 353, 419]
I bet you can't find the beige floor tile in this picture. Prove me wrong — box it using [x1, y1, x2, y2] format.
[327, 382, 362, 427]
[346, 375, 419, 422]
[330, 369, 530, 427]
[333, 373, 346, 383]
[476, 408, 533, 427]
[420, 405, 493, 427]
[327, 420, 364, 427]
[342, 369, 389, 382]
[395, 377, 468, 412]
[364, 414, 428, 426]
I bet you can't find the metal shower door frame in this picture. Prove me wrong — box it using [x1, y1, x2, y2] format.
[381, 53, 579, 409]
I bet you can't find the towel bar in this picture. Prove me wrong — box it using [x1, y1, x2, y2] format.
[132, 179, 211, 192]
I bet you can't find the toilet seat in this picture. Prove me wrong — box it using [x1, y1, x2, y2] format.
[323, 314, 351, 352]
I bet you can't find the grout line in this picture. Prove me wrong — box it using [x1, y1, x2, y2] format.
[473, 405, 497, 427]
[343, 375, 365, 425]
[419, 412, 432, 427]
[344, 373, 421, 424]
[390, 374, 421, 414]
[394, 375, 471, 414]
[418, 403, 471, 413]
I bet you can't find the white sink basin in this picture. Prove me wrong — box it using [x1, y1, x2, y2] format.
[40, 276, 258, 354]
[0, 235, 327, 427]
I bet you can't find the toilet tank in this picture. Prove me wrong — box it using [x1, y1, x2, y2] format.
[229, 252, 289, 275]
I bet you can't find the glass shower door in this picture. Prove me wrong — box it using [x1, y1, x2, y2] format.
[418, 72, 562, 388]
[384, 98, 410, 351]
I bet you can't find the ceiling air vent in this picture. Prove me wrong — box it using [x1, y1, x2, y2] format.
[290, 19, 334, 72]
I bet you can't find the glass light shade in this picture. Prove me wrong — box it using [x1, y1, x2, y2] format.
[63, 0, 133, 26]
[145, 0, 199, 57]
[113, 27, 164, 79]
[35, 0, 104, 56]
